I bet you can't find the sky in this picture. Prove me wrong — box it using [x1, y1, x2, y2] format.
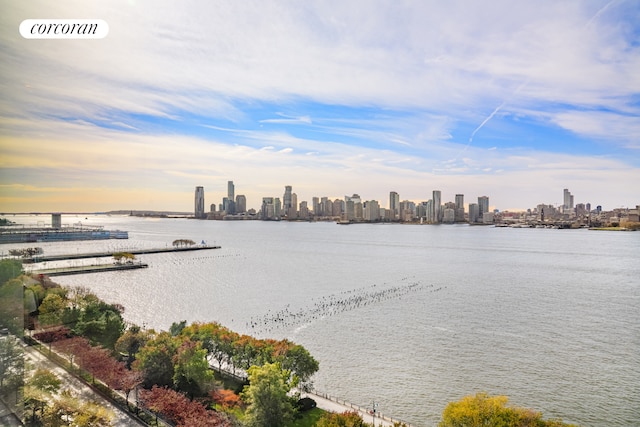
[1, 0, 639, 213]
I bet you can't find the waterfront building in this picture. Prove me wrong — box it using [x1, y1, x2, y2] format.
[274, 198, 282, 217]
[478, 196, 489, 218]
[483, 212, 495, 224]
[283, 186, 292, 212]
[390, 191, 400, 220]
[354, 202, 363, 220]
[52, 213, 62, 229]
[210, 204, 216, 212]
[288, 193, 298, 219]
[345, 200, 355, 221]
[261, 197, 275, 219]
[443, 208, 455, 223]
[455, 194, 465, 222]
[227, 181, 236, 214]
[469, 203, 479, 223]
[312, 197, 320, 217]
[236, 195, 246, 213]
[432, 190, 442, 223]
[416, 202, 428, 220]
[364, 200, 380, 221]
[195, 186, 205, 219]
[333, 199, 343, 216]
[299, 201, 309, 219]
[322, 197, 332, 217]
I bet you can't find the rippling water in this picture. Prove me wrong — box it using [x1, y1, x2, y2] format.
[8, 214, 639, 426]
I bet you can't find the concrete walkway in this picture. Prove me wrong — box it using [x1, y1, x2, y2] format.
[25, 345, 146, 427]
[302, 390, 411, 426]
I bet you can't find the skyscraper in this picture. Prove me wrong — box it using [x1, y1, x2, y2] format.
[228, 181, 235, 201]
[194, 186, 205, 219]
[226, 181, 235, 214]
[389, 191, 399, 220]
[432, 190, 442, 223]
[283, 185, 292, 212]
[235, 195, 246, 213]
[563, 188, 574, 212]
[478, 196, 489, 217]
[455, 194, 465, 222]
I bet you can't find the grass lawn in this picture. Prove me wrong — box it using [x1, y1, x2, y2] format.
[288, 408, 325, 427]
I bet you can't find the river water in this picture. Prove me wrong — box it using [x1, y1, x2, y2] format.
[5, 214, 639, 426]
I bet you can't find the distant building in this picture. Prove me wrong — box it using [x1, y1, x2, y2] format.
[478, 196, 489, 218]
[299, 201, 309, 219]
[455, 194, 465, 222]
[283, 186, 293, 213]
[390, 191, 400, 220]
[483, 212, 495, 224]
[443, 208, 455, 223]
[226, 181, 236, 214]
[235, 195, 246, 213]
[288, 193, 298, 219]
[364, 200, 380, 221]
[432, 190, 442, 223]
[563, 188, 574, 211]
[469, 203, 479, 223]
[195, 186, 205, 219]
[52, 213, 62, 229]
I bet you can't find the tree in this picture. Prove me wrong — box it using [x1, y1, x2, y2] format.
[74, 300, 125, 349]
[172, 339, 214, 399]
[134, 331, 179, 388]
[140, 385, 230, 427]
[440, 392, 578, 427]
[316, 411, 370, 427]
[112, 252, 135, 264]
[38, 293, 66, 327]
[24, 369, 62, 423]
[241, 362, 297, 427]
[279, 344, 319, 391]
[115, 324, 149, 367]
[0, 335, 24, 390]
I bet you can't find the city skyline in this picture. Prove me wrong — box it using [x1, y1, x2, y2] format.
[1, 1, 639, 213]
[198, 181, 603, 217]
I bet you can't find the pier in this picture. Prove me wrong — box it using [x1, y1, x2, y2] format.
[30, 262, 149, 276]
[21, 245, 221, 263]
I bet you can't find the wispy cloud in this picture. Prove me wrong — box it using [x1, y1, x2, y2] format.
[1, 0, 639, 211]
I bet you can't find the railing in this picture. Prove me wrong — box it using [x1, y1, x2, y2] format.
[307, 388, 416, 427]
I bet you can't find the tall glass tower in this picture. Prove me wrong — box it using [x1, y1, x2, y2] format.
[194, 186, 205, 219]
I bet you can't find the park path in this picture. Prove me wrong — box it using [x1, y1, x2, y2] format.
[25, 345, 146, 427]
[301, 390, 406, 427]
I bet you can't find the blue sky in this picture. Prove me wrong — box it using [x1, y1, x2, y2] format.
[1, 0, 639, 212]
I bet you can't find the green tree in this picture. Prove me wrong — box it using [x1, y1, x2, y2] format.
[115, 325, 149, 367]
[0, 335, 24, 390]
[38, 293, 66, 327]
[279, 344, 319, 391]
[134, 331, 179, 388]
[172, 339, 214, 399]
[241, 362, 297, 427]
[74, 300, 125, 349]
[0, 278, 24, 333]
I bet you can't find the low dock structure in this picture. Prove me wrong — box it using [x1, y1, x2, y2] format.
[22, 244, 221, 263]
[30, 262, 149, 276]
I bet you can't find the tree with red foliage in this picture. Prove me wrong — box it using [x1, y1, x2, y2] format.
[140, 386, 230, 427]
[51, 336, 92, 370]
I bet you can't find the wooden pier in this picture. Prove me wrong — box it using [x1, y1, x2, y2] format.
[22, 245, 221, 263]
